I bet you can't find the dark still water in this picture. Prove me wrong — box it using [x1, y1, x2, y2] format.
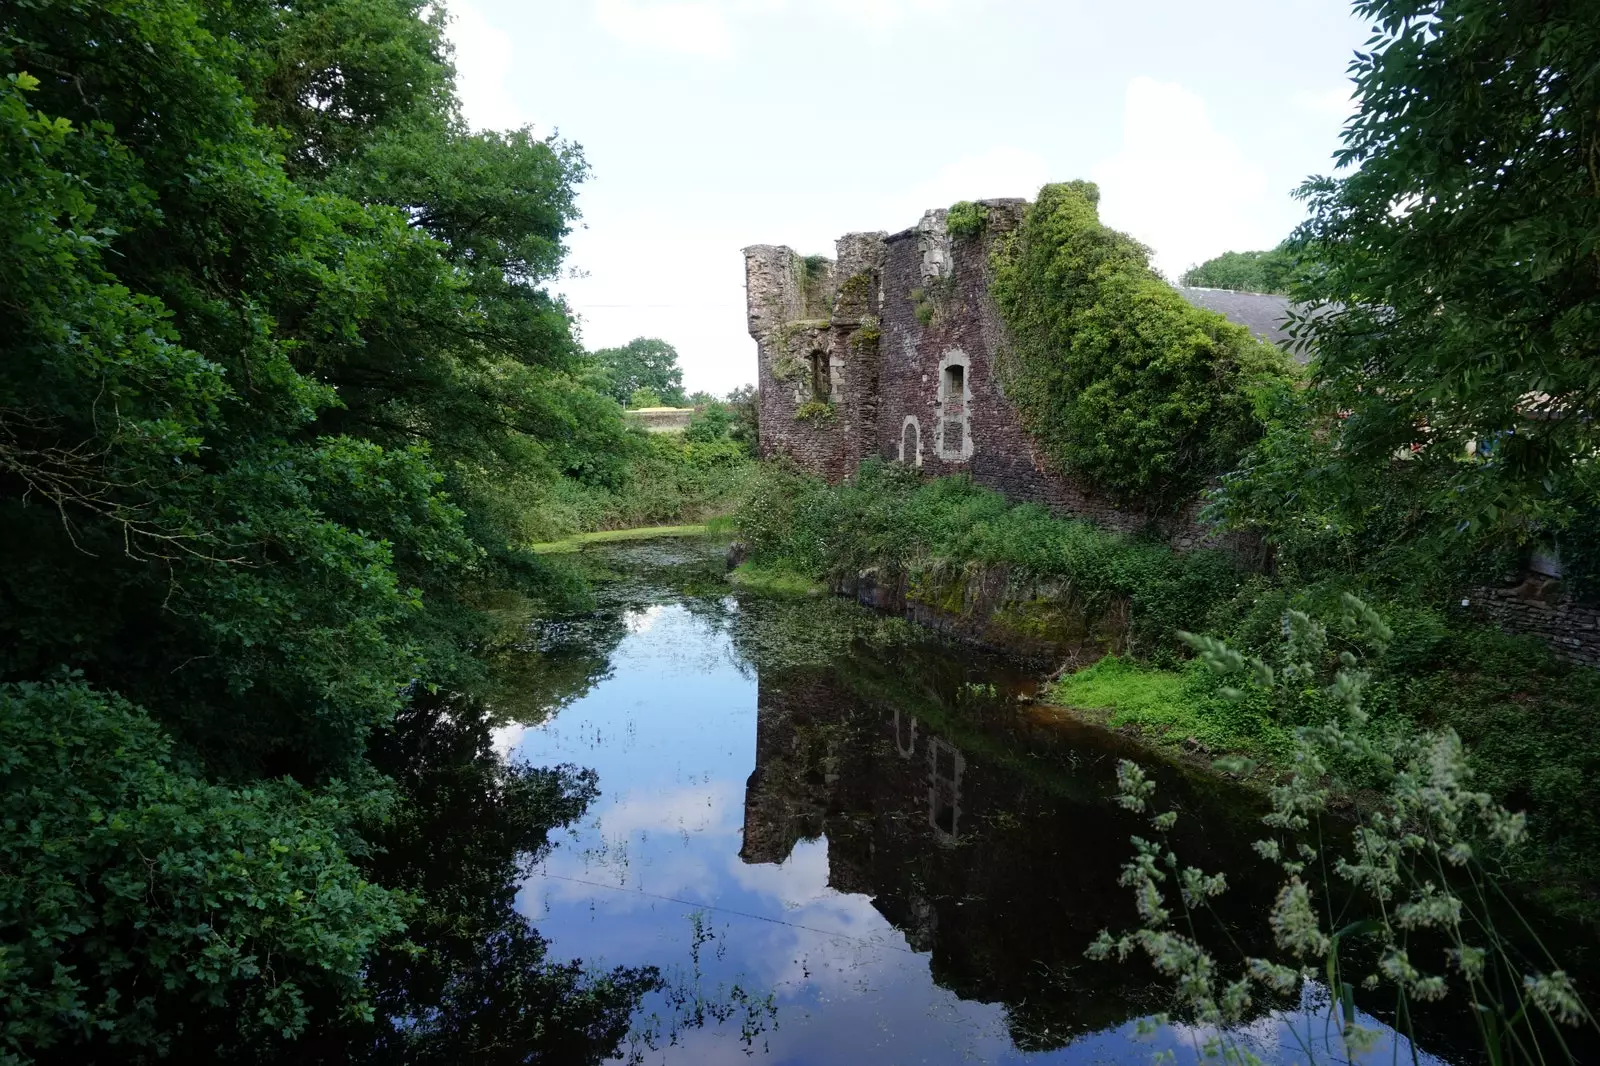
[497, 540, 1454, 1065]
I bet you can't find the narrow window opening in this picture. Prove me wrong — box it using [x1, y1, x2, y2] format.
[809, 351, 830, 402]
[942, 363, 965, 406]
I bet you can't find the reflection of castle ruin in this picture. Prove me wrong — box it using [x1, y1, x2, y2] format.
[737, 663, 1277, 1048]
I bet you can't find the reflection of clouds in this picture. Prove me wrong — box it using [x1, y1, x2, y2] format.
[490, 722, 527, 758]
[599, 780, 740, 839]
[624, 604, 667, 634]
[1158, 980, 1451, 1066]
[521, 780, 744, 912]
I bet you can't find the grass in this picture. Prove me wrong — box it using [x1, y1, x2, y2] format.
[1045, 656, 1292, 763]
[530, 524, 712, 554]
[727, 561, 826, 598]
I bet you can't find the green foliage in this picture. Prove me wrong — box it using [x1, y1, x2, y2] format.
[1092, 597, 1597, 1062]
[990, 181, 1296, 506]
[737, 462, 1247, 659]
[724, 383, 760, 454]
[1179, 244, 1297, 294]
[685, 402, 734, 442]
[0, 680, 403, 1059]
[946, 199, 988, 238]
[523, 434, 758, 544]
[0, 0, 654, 1056]
[1283, 0, 1600, 545]
[1050, 657, 1290, 758]
[628, 386, 666, 409]
[591, 337, 688, 407]
[793, 400, 836, 422]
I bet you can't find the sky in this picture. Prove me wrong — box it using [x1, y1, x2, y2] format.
[444, 0, 1370, 395]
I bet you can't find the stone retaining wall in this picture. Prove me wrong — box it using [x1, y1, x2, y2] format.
[1467, 583, 1600, 668]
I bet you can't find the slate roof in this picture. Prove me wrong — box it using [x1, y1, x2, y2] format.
[1176, 287, 1308, 362]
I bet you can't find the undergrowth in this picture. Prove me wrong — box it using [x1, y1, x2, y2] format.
[525, 433, 757, 544]
[738, 460, 1600, 915]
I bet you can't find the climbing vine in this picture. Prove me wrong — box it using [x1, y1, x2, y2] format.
[989, 181, 1294, 507]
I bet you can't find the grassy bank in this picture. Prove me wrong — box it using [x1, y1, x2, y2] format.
[735, 460, 1600, 913]
[525, 433, 759, 545]
[531, 523, 716, 554]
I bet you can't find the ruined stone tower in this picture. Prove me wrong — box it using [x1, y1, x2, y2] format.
[744, 196, 1298, 547]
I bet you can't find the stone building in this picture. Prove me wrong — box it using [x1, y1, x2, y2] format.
[743, 199, 1294, 547]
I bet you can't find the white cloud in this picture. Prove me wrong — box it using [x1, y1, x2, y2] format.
[589, 0, 991, 57]
[1092, 76, 1278, 278]
[810, 0, 993, 29]
[890, 146, 1051, 226]
[444, 1, 524, 131]
[1292, 85, 1357, 122]
[592, 0, 738, 58]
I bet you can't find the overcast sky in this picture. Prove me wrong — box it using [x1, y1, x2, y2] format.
[445, 0, 1369, 395]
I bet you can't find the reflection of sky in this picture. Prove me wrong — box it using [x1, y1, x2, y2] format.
[508, 602, 1451, 1066]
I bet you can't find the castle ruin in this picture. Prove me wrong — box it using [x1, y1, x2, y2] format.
[743, 199, 1294, 548]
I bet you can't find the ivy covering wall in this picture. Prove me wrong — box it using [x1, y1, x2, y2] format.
[990, 181, 1294, 507]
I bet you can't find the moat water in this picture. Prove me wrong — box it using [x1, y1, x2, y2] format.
[496, 539, 1471, 1065]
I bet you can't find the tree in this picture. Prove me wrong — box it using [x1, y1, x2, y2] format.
[592, 338, 687, 407]
[0, 0, 652, 1056]
[628, 386, 665, 409]
[1180, 245, 1296, 294]
[1280, 0, 1600, 550]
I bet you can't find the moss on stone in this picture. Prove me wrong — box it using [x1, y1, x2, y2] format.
[794, 400, 836, 423]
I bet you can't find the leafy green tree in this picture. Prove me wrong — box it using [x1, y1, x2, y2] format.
[629, 386, 666, 409]
[991, 181, 1295, 506]
[593, 337, 688, 407]
[1276, 0, 1600, 549]
[1180, 245, 1296, 294]
[725, 384, 761, 456]
[0, 0, 652, 1057]
[685, 403, 734, 442]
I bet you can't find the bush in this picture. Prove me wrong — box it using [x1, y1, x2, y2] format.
[525, 433, 758, 543]
[0, 681, 403, 1060]
[990, 181, 1295, 506]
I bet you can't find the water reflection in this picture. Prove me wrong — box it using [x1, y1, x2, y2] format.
[501, 541, 1465, 1064]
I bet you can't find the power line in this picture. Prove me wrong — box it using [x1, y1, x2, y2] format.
[530, 870, 920, 955]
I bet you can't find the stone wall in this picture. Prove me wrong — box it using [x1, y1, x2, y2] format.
[744, 201, 1590, 666]
[743, 241, 884, 481]
[744, 199, 1247, 553]
[623, 407, 693, 433]
[1466, 582, 1600, 669]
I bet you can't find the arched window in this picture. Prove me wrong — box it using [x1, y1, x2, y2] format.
[899, 416, 923, 466]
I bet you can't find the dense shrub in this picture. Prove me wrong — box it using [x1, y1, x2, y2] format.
[989, 181, 1295, 507]
[0, 681, 402, 1059]
[526, 433, 758, 542]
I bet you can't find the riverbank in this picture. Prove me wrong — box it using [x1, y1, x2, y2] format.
[531, 523, 715, 553]
[728, 462, 1600, 921]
